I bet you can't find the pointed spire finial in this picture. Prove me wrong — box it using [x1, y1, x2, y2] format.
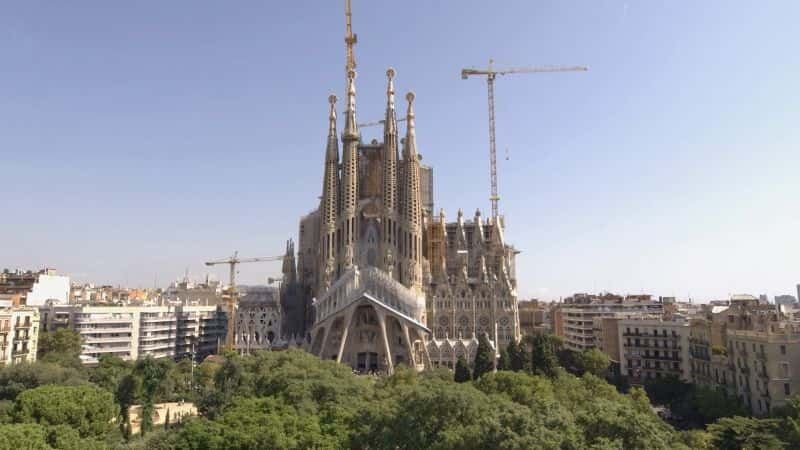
[403, 92, 416, 159]
[328, 94, 337, 134]
[385, 68, 397, 133]
[343, 71, 358, 138]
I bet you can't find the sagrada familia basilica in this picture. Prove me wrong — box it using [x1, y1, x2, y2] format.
[278, 2, 520, 372]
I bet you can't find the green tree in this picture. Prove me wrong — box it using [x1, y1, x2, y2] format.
[0, 423, 50, 450]
[88, 355, 133, 392]
[707, 416, 785, 450]
[497, 349, 510, 371]
[115, 373, 139, 441]
[506, 339, 526, 372]
[37, 328, 84, 369]
[168, 358, 195, 402]
[472, 333, 495, 379]
[644, 375, 691, 407]
[577, 348, 610, 377]
[135, 356, 167, 435]
[526, 332, 558, 377]
[13, 384, 117, 439]
[0, 362, 87, 400]
[454, 356, 471, 383]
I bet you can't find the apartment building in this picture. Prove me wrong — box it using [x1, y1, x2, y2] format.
[618, 317, 691, 383]
[0, 268, 69, 306]
[728, 326, 800, 416]
[593, 312, 662, 375]
[557, 293, 663, 351]
[689, 312, 735, 393]
[518, 300, 550, 336]
[0, 307, 40, 365]
[40, 305, 227, 365]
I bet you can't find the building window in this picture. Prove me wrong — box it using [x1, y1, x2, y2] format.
[785, 383, 791, 396]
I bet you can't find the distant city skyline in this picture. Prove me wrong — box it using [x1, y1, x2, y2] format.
[2, 1, 798, 300]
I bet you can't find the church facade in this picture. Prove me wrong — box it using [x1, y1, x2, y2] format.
[277, 65, 520, 372]
[278, 6, 520, 372]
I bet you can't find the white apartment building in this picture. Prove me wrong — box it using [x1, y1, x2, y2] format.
[40, 305, 227, 365]
[0, 307, 40, 365]
[559, 294, 663, 352]
[618, 317, 691, 383]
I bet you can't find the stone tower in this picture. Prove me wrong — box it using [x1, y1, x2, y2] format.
[318, 95, 340, 294]
[381, 69, 399, 278]
[400, 92, 423, 292]
[339, 71, 360, 274]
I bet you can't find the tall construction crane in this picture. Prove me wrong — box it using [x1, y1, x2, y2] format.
[357, 117, 407, 128]
[204, 251, 286, 349]
[461, 60, 587, 218]
[345, 0, 357, 76]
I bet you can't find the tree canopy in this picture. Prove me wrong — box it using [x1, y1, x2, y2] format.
[37, 329, 84, 369]
[454, 356, 471, 383]
[3, 334, 800, 448]
[472, 333, 495, 379]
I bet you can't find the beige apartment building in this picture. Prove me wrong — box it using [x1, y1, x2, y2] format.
[558, 293, 663, 352]
[689, 315, 735, 392]
[728, 327, 800, 415]
[40, 305, 227, 365]
[0, 307, 40, 365]
[618, 317, 691, 383]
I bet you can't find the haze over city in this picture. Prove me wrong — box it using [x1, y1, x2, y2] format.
[3, 1, 798, 300]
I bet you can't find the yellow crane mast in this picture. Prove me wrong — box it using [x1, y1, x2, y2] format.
[204, 252, 285, 349]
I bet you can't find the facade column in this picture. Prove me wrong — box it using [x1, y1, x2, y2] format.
[401, 322, 415, 366]
[377, 310, 394, 373]
[336, 304, 356, 364]
[319, 323, 332, 359]
[420, 330, 433, 369]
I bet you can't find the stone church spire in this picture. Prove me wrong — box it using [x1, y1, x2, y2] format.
[339, 71, 360, 270]
[401, 92, 423, 289]
[403, 92, 421, 229]
[319, 95, 340, 291]
[382, 68, 398, 214]
[381, 68, 400, 278]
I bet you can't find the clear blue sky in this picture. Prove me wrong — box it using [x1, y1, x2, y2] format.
[2, 1, 798, 300]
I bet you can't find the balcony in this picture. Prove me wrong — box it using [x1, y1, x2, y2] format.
[78, 327, 133, 334]
[140, 325, 177, 332]
[755, 352, 767, 361]
[15, 322, 32, 329]
[84, 336, 131, 344]
[75, 317, 132, 325]
[141, 317, 177, 323]
[84, 345, 132, 354]
[739, 365, 750, 374]
[139, 342, 174, 352]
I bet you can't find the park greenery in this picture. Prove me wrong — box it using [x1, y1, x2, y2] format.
[0, 329, 797, 448]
